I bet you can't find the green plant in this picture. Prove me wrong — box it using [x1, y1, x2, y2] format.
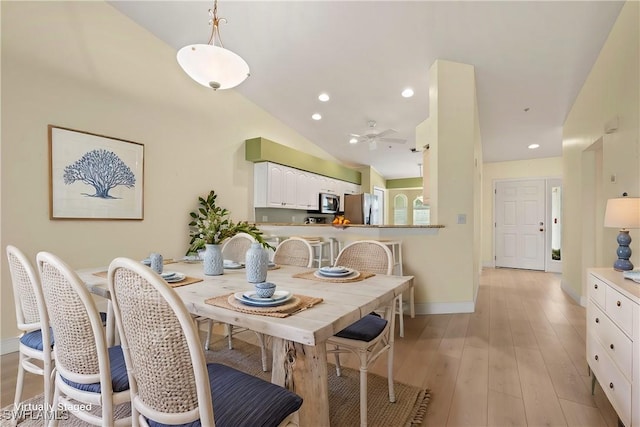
[187, 190, 272, 254]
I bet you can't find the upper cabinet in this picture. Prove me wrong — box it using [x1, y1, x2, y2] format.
[255, 162, 297, 208]
[254, 162, 359, 211]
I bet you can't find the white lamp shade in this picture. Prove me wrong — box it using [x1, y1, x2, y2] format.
[604, 197, 640, 229]
[177, 44, 250, 90]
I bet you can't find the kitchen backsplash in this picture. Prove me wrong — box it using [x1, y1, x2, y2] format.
[255, 208, 334, 224]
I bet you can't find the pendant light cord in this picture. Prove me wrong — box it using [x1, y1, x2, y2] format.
[207, 0, 227, 48]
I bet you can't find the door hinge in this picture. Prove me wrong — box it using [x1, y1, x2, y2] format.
[494, 189, 497, 194]
[494, 222, 496, 227]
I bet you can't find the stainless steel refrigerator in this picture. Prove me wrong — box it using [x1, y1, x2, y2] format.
[343, 193, 380, 225]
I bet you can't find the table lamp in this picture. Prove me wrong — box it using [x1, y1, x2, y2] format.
[604, 196, 640, 271]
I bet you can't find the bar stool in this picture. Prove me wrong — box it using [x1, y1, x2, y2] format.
[310, 241, 331, 267]
[378, 240, 413, 338]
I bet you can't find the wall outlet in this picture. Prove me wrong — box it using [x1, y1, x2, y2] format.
[457, 214, 467, 224]
[610, 174, 616, 183]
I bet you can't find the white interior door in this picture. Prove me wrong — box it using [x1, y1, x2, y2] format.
[495, 179, 546, 270]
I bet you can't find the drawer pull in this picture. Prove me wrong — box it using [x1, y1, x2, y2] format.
[595, 318, 599, 323]
[616, 300, 621, 307]
[594, 284, 598, 289]
[610, 344, 615, 350]
[609, 382, 614, 390]
[595, 355, 599, 361]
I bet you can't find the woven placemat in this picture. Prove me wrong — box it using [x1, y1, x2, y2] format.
[205, 293, 323, 318]
[166, 276, 203, 288]
[91, 271, 202, 288]
[292, 270, 375, 283]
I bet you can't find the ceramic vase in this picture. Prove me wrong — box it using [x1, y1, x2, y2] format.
[245, 242, 268, 283]
[203, 244, 223, 276]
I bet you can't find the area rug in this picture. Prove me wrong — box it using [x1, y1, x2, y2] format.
[2, 337, 430, 427]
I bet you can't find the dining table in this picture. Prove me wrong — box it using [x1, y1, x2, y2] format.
[78, 260, 414, 427]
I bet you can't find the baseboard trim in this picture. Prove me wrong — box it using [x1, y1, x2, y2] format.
[1, 337, 20, 355]
[414, 301, 475, 315]
[561, 279, 585, 307]
[482, 261, 495, 268]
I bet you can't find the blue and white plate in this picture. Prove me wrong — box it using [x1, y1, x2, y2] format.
[165, 272, 186, 283]
[161, 271, 177, 279]
[313, 269, 360, 280]
[181, 255, 202, 264]
[317, 266, 354, 277]
[242, 290, 291, 303]
[233, 292, 292, 307]
[224, 260, 244, 269]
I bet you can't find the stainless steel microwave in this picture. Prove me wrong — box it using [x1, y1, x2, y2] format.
[319, 193, 340, 214]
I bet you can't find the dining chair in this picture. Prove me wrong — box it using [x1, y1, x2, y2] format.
[221, 232, 256, 262]
[327, 240, 396, 426]
[199, 232, 256, 351]
[6, 245, 55, 411]
[36, 252, 131, 426]
[273, 237, 314, 267]
[107, 257, 303, 427]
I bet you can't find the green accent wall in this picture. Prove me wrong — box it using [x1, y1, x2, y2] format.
[245, 137, 361, 184]
[386, 177, 423, 189]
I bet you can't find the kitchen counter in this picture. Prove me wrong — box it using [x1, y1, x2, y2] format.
[257, 223, 444, 229]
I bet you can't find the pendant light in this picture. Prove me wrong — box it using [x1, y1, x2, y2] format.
[177, 0, 250, 90]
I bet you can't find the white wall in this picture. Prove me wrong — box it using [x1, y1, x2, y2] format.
[481, 157, 563, 266]
[0, 1, 341, 343]
[562, 1, 639, 302]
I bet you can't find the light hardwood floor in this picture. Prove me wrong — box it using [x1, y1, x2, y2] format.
[0, 268, 620, 426]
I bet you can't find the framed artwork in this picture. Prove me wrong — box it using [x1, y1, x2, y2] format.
[48, 125, 144, 220]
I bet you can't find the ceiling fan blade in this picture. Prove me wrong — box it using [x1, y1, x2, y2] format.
[378, 137, 407, 144]
[375, 128, 397, 138]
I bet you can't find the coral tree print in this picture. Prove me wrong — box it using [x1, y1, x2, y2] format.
[63, 149, 136, 199]
[49, 125, 144, 220]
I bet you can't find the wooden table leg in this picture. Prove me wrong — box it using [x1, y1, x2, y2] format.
[272, 338, 330, 426]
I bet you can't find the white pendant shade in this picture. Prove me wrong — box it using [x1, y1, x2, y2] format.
[177, 44, 250, 90]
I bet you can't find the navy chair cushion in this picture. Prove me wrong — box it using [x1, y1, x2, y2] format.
[20, 328, 54, 351]
[335, 314, 388, 342]
[148, 363, 303, 427]
[61, 345, 129, 393]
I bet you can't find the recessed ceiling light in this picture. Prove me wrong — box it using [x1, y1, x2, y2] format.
[318, 93, 330, 102]
[349, 137, 358, 144]
[312, 113, 322, 120]
[528, 143, 540, 149]
[401, 88, 414, 98]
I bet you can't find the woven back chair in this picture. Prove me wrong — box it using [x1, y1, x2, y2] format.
[36, 252, 130, 426]
[107, 257, 302, 427]
[6, 245, 55, 409]
[216, 232, 272, 371]
[334, 240, 394, 275]
[273, 237, 314, 267]
[327, 240, 396, 426]
[221, 232, 255, 262]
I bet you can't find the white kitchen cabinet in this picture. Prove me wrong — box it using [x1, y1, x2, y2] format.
[586, 268, 640, 427]
[254, 162, 358, 211]
[295, 171, 319, 210]
[254, 162, 297, 208]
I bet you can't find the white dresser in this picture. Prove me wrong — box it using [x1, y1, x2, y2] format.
[587, 268, 640, 427]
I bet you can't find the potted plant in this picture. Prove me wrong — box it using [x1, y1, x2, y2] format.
[187, 191, 271, 275]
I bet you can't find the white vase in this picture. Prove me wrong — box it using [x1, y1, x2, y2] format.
[203, 244, 223, 276]
[245, 242, 268, 283]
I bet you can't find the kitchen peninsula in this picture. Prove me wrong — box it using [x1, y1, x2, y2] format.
[257, 223, 461, 316]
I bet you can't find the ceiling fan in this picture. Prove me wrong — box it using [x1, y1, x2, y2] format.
[349, 120, 407, 150]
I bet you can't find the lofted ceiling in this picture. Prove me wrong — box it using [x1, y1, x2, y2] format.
[110, 1, 624, 179]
